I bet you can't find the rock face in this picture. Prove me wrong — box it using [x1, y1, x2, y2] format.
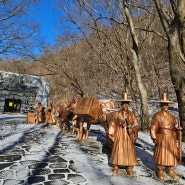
[0, 71, 50, 113]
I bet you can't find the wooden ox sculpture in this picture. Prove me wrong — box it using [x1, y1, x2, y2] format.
[99, 101, 116, 132]
[57, 99, 78, 133]
[67, 97, 116, 141]
[57, 102, 68, 130]
[99, 101, 117, 148]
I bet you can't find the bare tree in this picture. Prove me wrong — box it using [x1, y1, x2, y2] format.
[55, 1, 134, 97]
[152, 0, 185, 141]
[55, 0, 151, 130]
[115, 0, 149, 130]
[39, 39, 103, 99]
[0, 0, 43, 60]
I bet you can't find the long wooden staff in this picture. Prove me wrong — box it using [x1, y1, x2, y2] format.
[177, 118, 182, 163]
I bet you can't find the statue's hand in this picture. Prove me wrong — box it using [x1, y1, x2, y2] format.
[153, 139, 157, 144]
[108, 134, 114, 142]
[127, 128, 132, 135]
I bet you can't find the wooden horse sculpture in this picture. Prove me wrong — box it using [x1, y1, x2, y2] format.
[67, 97, 116, 141]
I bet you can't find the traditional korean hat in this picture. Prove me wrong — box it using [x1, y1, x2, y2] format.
[115, 93, 134, 102]
[149, 93, 175, 104]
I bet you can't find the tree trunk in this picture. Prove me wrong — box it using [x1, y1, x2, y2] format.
[132, 50, 149, 131]
[168, 39, 185, 142]
[120, 0, 149, 131]
[153, 0, 185, 141]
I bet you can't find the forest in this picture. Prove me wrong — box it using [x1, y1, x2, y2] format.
[0, 0, 185, 141]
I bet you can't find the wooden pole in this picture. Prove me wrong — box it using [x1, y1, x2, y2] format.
[177, 118, 182, 163]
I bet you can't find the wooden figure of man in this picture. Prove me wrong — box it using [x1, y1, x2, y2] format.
[35, 101, 43, 123]
[150, 93, 182, 180]
[45, 102, 58, 126]
[108, 93, 140, 176]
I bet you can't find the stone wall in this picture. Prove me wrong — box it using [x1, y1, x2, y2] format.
[0, 71, 50, 113]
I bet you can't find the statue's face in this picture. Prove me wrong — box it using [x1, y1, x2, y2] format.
[121, 102, 129, 111]
[161, 103, 169, 112]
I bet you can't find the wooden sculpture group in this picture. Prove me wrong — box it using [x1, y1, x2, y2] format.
[57, 96, 115, 141]
[31, 92, 182, 181]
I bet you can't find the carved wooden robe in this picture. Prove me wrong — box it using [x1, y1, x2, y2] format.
[108, 110, 140, 166]
[150, 110, 180, 166]
[45, 105, 57, 124]
[35, 104, 43, 123]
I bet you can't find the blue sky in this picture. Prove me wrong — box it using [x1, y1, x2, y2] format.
[32, 0, 61, 46]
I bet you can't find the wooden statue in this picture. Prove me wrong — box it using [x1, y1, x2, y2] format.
[56, 99, 77, 133]
[99, 101, 116, 148]
[34, 101, 44, 123]
[57, 102, 67, 128]
[150, 93, 182, 180]
[108, 93, 140, 176]
[45, 102, 58, 126]
[66, 97, 116, 141]
[26, 111, 36, 124]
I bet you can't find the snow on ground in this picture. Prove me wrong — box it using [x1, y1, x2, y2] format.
[0, 113, 185, 185]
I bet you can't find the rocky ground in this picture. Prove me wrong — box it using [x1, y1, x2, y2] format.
[0, 114, 185, 185]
